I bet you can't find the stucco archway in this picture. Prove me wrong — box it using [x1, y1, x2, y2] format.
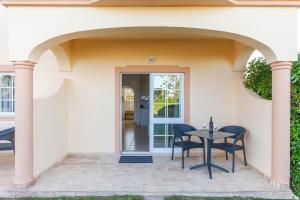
[28, 27, 277, 65]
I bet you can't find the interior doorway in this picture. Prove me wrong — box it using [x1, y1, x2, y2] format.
[122, 74, 150, 152]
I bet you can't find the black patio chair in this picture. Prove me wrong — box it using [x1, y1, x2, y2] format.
[0, 127, 15, 153]
[172, 124, 205, 169]
[211, 126, 247, 173]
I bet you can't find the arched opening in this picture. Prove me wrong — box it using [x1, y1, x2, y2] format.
[122, 87, 135, 120]
[25, 26, 278, 180]
[247, 50, 265, 66]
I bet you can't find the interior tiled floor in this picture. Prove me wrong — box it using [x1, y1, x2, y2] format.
[122, 120, 149, 152]
[0, 153, 294, 199]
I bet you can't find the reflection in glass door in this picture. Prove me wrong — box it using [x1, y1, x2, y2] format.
[149, 73, 184, 153]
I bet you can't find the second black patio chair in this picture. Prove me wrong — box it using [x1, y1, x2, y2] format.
[172, 124, 205, 169]
[0, 127, 15, 154]
[211, 126, 247, 172]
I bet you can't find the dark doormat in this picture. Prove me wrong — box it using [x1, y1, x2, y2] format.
[119, 156, 153, 163]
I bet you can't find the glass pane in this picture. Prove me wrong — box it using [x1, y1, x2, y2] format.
[0, 100, 13, 112]
[168, 75, 180, 90]
[154, 104, 166, 118]
[0, 88, 12, 100]
[167, 136, 174, 148]
[153, 124, 176, 148]
[154, 90, 166, 103]
[154, 75, 167, 89]
[154, 124, 166, 136]
[154, 75, 180, 90]
[167, 89, 180, 104]
[167, 104, 180, 118]
[0, 75, 13, 87]
[154, 136, 166, 148]
[154, 124, 174, 136]
[167, 124, 175, 135]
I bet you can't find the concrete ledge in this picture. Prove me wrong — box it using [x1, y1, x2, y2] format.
[0, 190, 295, 199]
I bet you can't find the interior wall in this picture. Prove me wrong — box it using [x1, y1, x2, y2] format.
[68, 39, 237, 153]
[235, 75, 272, 177]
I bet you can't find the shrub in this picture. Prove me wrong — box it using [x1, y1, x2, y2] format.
[244, 58, 272, 100]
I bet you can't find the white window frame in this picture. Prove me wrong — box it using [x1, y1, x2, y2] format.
[149, 73, 185, 153]
[0, 73, 15, 116]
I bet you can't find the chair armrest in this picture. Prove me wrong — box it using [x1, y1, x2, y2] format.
[233, 133, 244, 146]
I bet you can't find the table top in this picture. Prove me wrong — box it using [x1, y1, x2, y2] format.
[185, 129, 235, 140]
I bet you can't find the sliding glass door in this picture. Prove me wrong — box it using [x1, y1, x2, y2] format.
[149, 73, 184, 153]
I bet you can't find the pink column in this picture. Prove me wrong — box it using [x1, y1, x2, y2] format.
[271, 61, 292, 187]
[13, 61, 34, 187]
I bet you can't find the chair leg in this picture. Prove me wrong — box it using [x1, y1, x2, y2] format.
[203, 147, 206, 164]
[187, 136, 191, 157]
[242, 140, 247, 166]
[182, 149, 185, 169]
[11, 142, 15, 155]
[171, 138, 175, 160]
[232, 151, 235, 173]
[224, 138, 228, 160]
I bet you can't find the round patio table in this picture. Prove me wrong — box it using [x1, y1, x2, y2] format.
[185, 129, 235, 179]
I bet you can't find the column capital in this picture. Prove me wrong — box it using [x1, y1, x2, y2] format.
[13, 61, 35, 70]
[270, 61, 292, 70]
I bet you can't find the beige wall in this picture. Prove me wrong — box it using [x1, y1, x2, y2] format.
[67, 39, 237, 152]
[33, 79, 68, 176]
[5, 7, 298, 63]
[33, 51, 69, 176]
[236, 76, 272, 177]
[0, 5, 9, 64]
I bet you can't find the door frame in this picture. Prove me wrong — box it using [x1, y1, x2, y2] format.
[115, 65, 190, 154]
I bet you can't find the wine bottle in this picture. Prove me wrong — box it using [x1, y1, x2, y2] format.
[209, 116, 213, 134]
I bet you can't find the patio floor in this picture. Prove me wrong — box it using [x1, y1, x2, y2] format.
[0, 153, 294, 199]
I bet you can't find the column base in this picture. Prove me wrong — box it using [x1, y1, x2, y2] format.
[14, 179, 35, 189]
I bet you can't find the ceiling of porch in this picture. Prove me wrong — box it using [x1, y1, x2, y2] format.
[83, 28, 225, 40]
[1, 0, 300, 7]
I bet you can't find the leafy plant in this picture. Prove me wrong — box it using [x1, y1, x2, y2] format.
[244, 57, 300, 196]
[291, 58, 300, 196]
[244, 58, 272, 100]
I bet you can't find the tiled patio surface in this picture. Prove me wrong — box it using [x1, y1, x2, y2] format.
[0, 154, 14, 190]
[0, 153, 294, 199]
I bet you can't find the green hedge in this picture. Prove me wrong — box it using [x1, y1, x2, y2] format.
[244, 57, 300, 196]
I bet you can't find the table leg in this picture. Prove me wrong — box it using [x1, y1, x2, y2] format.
[207, 139, 212, 179]
[189, 137, 229, 179]
[211, 163, 229, 173]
